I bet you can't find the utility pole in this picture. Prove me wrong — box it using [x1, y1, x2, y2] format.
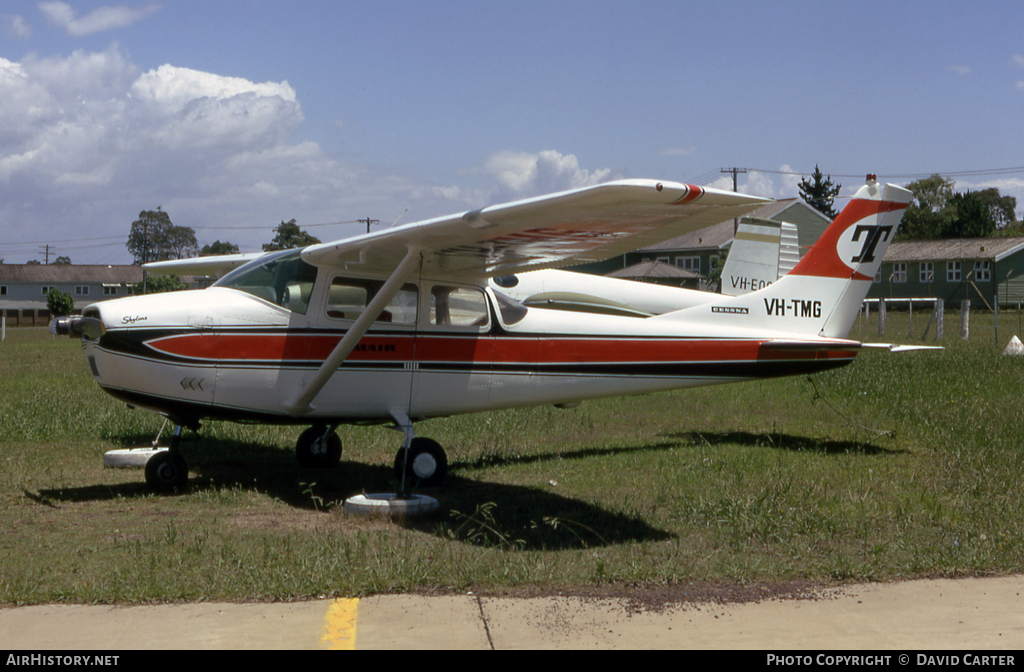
[721, 167, 748, 235]
[358, 217, 380, 234]
[38, 244, 53, 265]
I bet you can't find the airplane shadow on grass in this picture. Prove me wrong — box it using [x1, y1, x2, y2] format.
[664, 430, 907, 456]
[32, 436, 675, 551]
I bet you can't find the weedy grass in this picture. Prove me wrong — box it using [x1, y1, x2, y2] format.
[1, 312, 1023, 605]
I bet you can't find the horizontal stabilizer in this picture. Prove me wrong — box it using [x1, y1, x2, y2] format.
[760, 340, 944, 353]
[144, 252, 265, 278]
[859, 343, 945, 352]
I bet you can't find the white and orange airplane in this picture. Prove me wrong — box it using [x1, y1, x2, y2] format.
[52, 175, 915, 492]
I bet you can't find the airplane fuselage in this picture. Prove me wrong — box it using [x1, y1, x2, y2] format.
[80, 256, 856, 430]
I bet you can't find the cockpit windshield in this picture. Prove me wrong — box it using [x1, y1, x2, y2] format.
[213, 248, 318, 314]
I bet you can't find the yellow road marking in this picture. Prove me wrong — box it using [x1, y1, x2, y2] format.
[320, 598, 359, 650]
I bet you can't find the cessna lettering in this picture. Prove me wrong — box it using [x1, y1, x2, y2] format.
[764, 297, 822, 318]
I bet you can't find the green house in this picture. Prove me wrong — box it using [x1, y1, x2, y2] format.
[868, 237, 1024, 308]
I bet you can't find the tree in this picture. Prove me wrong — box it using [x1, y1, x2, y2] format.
[200, 240, 240, 256]
[897, 175, 1006, 240]
[945, 190, 995, 238]
[46, 287, 75, 317]
[974, 188, 1018, 229]
[263, 219, 321, 252]
[126, 208, 199, 264]
[53, 256, 72, 265]
[798, 165, 842, 219]
[134, 274, 189, 295]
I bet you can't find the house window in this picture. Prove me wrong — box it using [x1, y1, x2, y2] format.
[920, 262, 934, 283]
[974, 261, 991, 282]
[947, 262, 961, 282]
[75, 286, 89, 296]
[103, 285, 118, 296]
[41, 286, 51, 295]
[0, 286, 6, 296]
[892, 263, 907, 283]
[676, 256, 700, 273]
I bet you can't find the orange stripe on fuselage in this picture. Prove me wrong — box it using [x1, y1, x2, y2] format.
[144, 332, 854, 365]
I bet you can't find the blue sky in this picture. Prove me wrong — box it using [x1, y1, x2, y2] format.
[1, 0, 1022, 264]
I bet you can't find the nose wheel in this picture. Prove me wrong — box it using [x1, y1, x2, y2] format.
[145, 425, 189, 492]
[296, 425, 342, 468]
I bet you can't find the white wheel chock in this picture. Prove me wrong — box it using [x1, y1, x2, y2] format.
[343, 493, 439, 517]
[103, 448, 163, 469]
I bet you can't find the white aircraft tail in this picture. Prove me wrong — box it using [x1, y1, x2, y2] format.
[720, 220, 800, 296]
[658, 176, 912, 339]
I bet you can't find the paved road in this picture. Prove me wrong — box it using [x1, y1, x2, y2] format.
[1, 576, 1022, 650]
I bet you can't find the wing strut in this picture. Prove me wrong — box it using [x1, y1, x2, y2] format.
[283, 247, 423, 416]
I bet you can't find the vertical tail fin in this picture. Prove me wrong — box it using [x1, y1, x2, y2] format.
[657, 176, 912, 339]
[760, 175, 912, 337]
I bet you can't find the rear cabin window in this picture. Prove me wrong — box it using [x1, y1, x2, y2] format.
[326, 277, 418, 325]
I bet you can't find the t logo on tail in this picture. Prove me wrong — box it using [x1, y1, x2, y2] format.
[850, 225, 894, 264]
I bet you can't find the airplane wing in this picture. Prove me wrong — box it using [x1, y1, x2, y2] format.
[143, 252, 266, 278]
[302, 180, 771, 279]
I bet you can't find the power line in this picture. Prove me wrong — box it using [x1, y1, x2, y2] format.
[736, 166, 1024, 180]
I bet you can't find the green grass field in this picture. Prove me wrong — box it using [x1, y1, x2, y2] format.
[2, 312, 1023, 605]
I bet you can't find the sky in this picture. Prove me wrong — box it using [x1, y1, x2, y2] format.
[1, 0, 1023, 264]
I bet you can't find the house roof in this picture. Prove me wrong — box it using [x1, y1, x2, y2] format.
[606, 260, 701, 279]
[0, 264, 143, 283]
[883, 237, 1024, 263]
[639, 198, 822, 252]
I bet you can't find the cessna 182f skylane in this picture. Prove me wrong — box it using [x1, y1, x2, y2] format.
[52, 176, 913, 492]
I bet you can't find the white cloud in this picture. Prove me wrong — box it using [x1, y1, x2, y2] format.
[1012, 55, 1024, 69]
[0, 48, 338, 261]
[131, 65, 296, 109]
[484, 149, 611, 199]
[2, 14, 32, 39]
[0, 47, 623, 264]
[948, 65, 971, 76]
[39, 1, 162, 36]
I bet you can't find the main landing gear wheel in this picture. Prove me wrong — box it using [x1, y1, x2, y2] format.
[145, 450, 189, 493]
[394, 437, 448, 487]
[296, 425, 342, 469]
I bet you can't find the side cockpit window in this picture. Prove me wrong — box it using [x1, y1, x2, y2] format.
[214, 249, 318, 314]
[430, 286, 490, 328]
[326, 277, 418, 325]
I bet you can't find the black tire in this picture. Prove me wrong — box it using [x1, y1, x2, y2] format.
[144, 450, 189, 492]
[296, 426, 343, 468]
[394, 437, 448, 487]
